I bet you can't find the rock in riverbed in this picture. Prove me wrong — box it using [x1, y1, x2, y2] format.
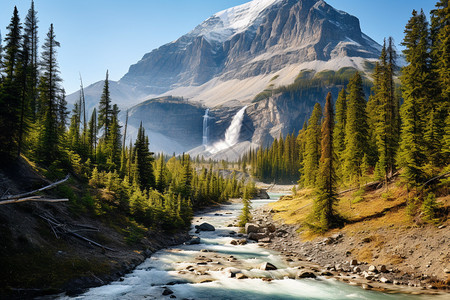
[195, 222, 215, 231]
[260, 262, 278, 270]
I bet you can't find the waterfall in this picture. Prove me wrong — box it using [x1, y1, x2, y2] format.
[202, 109, 210, 146]
[208, 106, 247, 154]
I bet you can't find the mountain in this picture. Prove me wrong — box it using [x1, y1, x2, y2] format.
[67, 0, 381, 155]
[120, 0, 380, 106]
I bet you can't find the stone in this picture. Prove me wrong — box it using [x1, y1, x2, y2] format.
[323, 237, 334, 245]
[362, 237, 372, 243]
[332, 233, 343, 240]
[260, 262, 277, 270]
[296, 270, 317, 279]
[238, 239, 247, 245]
[266, 224, 276, 233]
[185, 236, 200, 245]
[444, 268, 450, 274]
[245, 223, 260, 234]
[248, 232, 267, 241]
[380, 277, 391, 283]
[379, 265, 388, 273]
[230, 240, 238, 245]
[320, 271, 333, 276]
[368, 265, 378, 273]
[162, 287, 173, 295]
[350, 259, 358, 266]
[224, 267, 241, 278]
[353, 266, 361, 273]
[259, 237, 271, 243]
[196, 222, 215, 231]
[236, 273, 248, 279]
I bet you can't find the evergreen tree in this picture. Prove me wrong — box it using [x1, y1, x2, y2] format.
[398, 10, 431, 185]
[98, 70, 111, 139]
[333, 88, 347, 178]
[371, 39, 399, 187]
[311, 92, 339, 231]
[430, 0, 450, 165]
[36, 24, 62, 163]
[301, 103, 322, 187]
[155, 154, 167, 193]
[0, 7, 22, 157]
[134, 122, 155, 190]
[343, 72, 369, 184]
[87, 108, 97, 160]
[24, 0, 39, 121]
[106, 104, 121, 169]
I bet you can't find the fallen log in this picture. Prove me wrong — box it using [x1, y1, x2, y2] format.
[0, 174, 70, 201]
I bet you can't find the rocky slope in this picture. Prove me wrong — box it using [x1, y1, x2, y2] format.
[67, 0, 381, 155]
[121, 0, 379, 104]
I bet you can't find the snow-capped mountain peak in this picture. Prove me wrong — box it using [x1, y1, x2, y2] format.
[189, 0, 282, 43]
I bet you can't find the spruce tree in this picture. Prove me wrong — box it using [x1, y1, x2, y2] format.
[301, 103, 322, 187]
[430, 0, 450, 165]
[87, 108, 97, 161]
[343, 72, 369, 184]
[371, 38, 399, 187]
[24, 0, 39, 121]
[98, 70, 111, 140]
[0, 7, 22, 157]
[311, 92, 339, 231]
[333, 88, 347, 178]
[106, 104, 122, 169]
[134, 122, 155, 190]
[398, 10, 431, 185]
[36, 24, 62, 163]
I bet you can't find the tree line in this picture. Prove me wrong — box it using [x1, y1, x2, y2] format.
[0, 2, 254, 232]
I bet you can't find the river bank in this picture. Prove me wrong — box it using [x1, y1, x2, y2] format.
[249, 197, 449, 295]
[61, 195, 448, 299]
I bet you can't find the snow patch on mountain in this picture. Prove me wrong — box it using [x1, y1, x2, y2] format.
[188, 0, 282, 43]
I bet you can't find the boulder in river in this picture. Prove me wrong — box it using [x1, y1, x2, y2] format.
[162, 287, 173, 295]
[245, 223, 260, 234]
[196, 222, 215, 231]
[236, 273, 248, 279]
[296, 270, 317, 279]
[248, 232, 267, 241]
[260, 262, 277, 270]
[185, 236, 200, 245]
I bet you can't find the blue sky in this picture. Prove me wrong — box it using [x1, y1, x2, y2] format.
[0, 0, 437, 94]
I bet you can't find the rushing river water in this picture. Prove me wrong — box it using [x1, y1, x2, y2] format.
[66, 195, 441, 300]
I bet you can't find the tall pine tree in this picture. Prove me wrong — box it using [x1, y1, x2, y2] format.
[301, 103, 322, 187]
[343, 72, 369, 184]
[311, 92, 339, 231]
[398, 10, 431, 185]
[36, 24, 62, 163]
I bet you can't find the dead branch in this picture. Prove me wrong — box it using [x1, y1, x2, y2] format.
[423, 171, 450, 187]
[0, 174, 70, 201]
[0, 196, 68, 205]
[38, 214, 115, 252]
[68, 231, 115, 251]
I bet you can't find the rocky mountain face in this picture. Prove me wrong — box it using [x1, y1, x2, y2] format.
[68, 0, 381, 156]
[120, 0, 379, 97]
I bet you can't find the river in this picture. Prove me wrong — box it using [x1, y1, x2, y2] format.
[65, 195, 440, 300]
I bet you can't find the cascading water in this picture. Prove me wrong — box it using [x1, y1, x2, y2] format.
[207, 106, 247, 154]
[202, 109, 210, 146]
